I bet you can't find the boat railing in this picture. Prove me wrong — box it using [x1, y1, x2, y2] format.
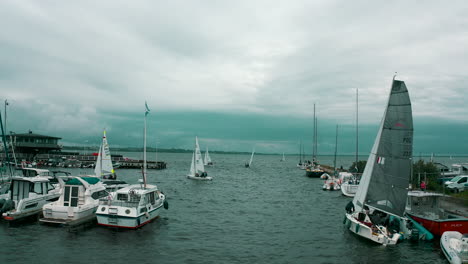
[99, 199, 140, 208]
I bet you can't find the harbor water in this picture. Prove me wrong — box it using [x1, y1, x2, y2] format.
[0, 152, 462, 264]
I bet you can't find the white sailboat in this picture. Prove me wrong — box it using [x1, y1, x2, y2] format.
[204, 147, 213, 166]
[94, 130, 116, 180]
[187, 137, 212, 180]
[245, 148, 255, 168]
[281, 152, 285, 162]
[96, 102, 168, 229]
[344, 77, 413, 245]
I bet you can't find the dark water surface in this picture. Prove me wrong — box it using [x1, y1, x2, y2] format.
[0, 153, 457, 264]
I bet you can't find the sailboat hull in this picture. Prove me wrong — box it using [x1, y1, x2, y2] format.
[187, 175, 213, 181]
[344, 213, 401, 245]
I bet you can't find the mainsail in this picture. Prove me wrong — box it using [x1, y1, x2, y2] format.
[204, 147, 212, 165]
[249, 148, 255, 166]
[353, 79, 413, 217]
[190, 136, 205, 175]
[94, 130, 114, 178]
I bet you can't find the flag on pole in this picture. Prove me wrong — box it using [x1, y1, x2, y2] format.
[145, 102, 150, 116]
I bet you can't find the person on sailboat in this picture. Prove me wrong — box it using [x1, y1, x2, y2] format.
[345, 201, 355, 214]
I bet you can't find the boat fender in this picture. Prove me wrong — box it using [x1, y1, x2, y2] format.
[355, 224, 360, 233]
[145, 212, 150, 218]
[163, 200, 169, 210]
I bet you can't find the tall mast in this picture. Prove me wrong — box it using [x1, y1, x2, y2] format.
[355, 88, 359, 171]
[313, 103, 316, 161]
[333, 124, 338, 174]
[143, 102, 150, 188]
[0, 109, 12, 181]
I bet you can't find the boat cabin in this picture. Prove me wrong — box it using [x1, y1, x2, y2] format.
[61, 177, 107, 207]
[9, 177, 56, 201]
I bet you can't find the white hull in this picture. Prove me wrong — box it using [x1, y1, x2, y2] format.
[96, 204, 163, 228]
[41, 204, 98, 225]
[3, 193, 60, 221]
[341, 182, 358, 197]
[96, 187, 166, 229]
[323, 183, 340, 191]
[344, 213, 401, 245]
[187, 175, 212, 181]
[440, 231, 468, 264]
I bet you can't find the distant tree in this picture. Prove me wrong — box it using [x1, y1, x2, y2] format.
[412, 160, 440, 191]
[349, 160, 367, 173]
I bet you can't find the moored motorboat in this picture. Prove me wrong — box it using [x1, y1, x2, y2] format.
[96, 183, 167, 228]
[1, 176, 60, 222]
[440, 231, 468, 264]
[40, 176, 107, 226]
[96, 102, 168, 229]
[322, 173, 341, 191]
[405, 190, 468, 236]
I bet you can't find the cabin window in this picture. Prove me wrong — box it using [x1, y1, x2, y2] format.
[91, 190, 108, 200]
[117, 194, 128, 201]
[25, 203, 38, 209]
[64, 186, 79, 207]
[12, 181, 30, 200]
[458, 177, 467, 184]
[129, 194, 140, 203]
[149, 192, 156, 205]
[46, 182, 55, 192]
[32, 182, 43, 194]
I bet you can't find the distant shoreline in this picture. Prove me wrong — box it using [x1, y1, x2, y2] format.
[61, 146, 468, 157]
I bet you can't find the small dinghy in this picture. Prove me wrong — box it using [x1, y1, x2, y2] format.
[441, 231, 468, 264]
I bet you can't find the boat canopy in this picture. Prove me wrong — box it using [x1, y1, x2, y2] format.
[66, 177, 100, 186]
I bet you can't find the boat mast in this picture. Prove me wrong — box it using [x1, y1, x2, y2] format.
[355, 88, 359, 172]
[313, 104, 316, 162]
[333, 124, 338, 174]
[0, 109, 13, 181]
[143, 102, 150, 188]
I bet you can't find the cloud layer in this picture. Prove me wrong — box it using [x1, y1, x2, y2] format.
[1, 0, 467, 153]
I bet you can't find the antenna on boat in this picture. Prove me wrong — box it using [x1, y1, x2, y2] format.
[393, 72, 397, 80]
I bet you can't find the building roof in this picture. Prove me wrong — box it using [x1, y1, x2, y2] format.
[12, 131, 61, 139]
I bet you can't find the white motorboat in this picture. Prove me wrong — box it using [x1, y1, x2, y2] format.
[1, 176, 60, 222]
[40, 176, 107, 226]
[96, 183, 167, 229]
[96, 102, 168, 229]
[344, 77, 413, 245]
[322, 174, 341, 191]
[187, 136, 212, 180]
[441, 231, 468, 264]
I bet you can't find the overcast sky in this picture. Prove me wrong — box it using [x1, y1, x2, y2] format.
[1, 0, 467, 155]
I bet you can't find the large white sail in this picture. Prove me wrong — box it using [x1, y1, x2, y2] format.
[189, 136, 205, 175]
[353, 79, 413, 217]
[94, 130, 114, 178]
